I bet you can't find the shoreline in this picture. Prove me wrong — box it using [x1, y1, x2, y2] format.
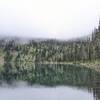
[1, 61, 100, 72]
[35, 61, 100, 72]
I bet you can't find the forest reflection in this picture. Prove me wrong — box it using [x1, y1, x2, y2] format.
[35, 64, 100, 100]
[1, 64, 100, 100]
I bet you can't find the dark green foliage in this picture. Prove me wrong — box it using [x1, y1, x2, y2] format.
[2, 50, 14, 82]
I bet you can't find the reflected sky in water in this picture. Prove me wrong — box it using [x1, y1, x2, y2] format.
[0, 86, 93, 100]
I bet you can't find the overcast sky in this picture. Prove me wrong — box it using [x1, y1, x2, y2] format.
[0, 0, 100, 40]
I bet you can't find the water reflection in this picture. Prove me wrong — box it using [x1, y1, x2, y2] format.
[91, 75, 100, 100]
[35, 64, 100, 100]
[0, 86, 93, 100]
[1, 64, 100, 100]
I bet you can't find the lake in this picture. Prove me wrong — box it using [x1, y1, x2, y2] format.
[0, 85, 94, 100]
[0, 64, 100, 100]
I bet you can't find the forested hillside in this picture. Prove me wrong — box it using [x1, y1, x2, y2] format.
[0, 20, 100, 82]
[0, 21, 100, 63]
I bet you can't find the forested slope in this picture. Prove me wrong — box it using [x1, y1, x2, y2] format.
[0, 20, 100, 82]
[1, 21, 100, 63]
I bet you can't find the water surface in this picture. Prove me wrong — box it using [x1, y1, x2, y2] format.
[0, 86, 93, 100]
[0, 64, 100, 100]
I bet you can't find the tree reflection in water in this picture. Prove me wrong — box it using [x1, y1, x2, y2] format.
[1, 64, 100, 100]
[35, 64, 100, 100]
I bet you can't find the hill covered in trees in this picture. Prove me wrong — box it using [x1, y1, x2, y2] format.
[0, 20, 100, 82]
[0, 20, 100, 63]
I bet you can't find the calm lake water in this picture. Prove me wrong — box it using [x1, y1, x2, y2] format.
[0, 64, 100, 100]
[0, 86, 94, 100]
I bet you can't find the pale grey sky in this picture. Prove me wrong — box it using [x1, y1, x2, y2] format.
[0, 0, 100, 39]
